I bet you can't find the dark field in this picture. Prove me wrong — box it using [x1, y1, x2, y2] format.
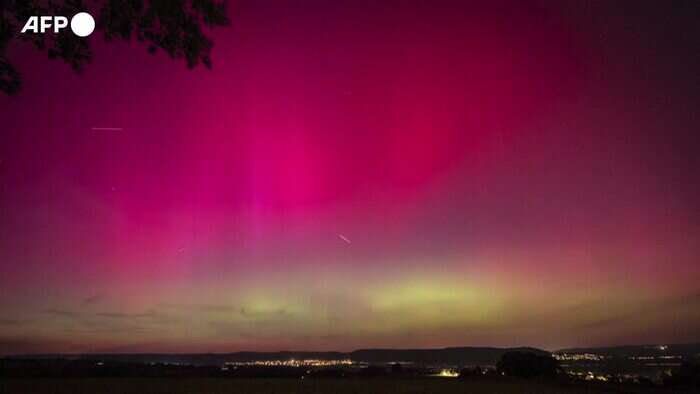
[0, 378, 690, 394]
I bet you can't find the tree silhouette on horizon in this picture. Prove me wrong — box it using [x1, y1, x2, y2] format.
[0, 0, 229, 95]
[496, 351, 561, 379]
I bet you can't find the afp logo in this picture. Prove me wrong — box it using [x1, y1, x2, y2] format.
[21, 12, 95, 37]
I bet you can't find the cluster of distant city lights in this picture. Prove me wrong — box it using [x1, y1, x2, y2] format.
[208, 345, 689, 383]
[554, 345, 682, 366]
[224, 359, 355, 368]
[554, 353, 605, 361]
[435, 369, 460, 378]
[220, 359, 463, 378]
[554, 345, 690, 384]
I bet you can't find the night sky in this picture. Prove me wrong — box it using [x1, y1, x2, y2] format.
[1, 1, 699, 354]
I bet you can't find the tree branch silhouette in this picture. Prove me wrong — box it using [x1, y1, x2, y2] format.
[0, 0, 229, 95]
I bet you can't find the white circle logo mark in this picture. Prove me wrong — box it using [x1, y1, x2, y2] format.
[70, 12, 95, 37]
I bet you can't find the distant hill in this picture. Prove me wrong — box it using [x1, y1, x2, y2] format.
[4, 346, 549, 366]
[555, 343, 700, 358]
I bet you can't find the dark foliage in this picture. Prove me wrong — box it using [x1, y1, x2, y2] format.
[664, 358, 700, 388]
[459, 365, 485, 378]
[0, 0, 228, 95]
[358, 365, 388, 378]
[496, 351, 560, 379]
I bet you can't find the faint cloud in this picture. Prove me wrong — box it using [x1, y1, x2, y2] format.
[577, 315, 632, 330]
[200, 304, 238, 313]
[159, 302, 238, 313]
[42, 309, 80, 318]
[95, 309, 180, 325]
[574, 291, 700, 331]
[83, 295, 103, 305]
[0, 318, 22, 326]
[95, 311, 156, 319]
[240, 307, 287, 319]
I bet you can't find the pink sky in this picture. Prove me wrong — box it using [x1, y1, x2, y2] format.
[1, 1, 699, 354]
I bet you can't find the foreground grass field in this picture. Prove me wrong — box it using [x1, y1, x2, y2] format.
[0, 378, 689, 394]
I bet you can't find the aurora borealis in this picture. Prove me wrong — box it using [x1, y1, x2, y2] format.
[1, 1, 699, 354]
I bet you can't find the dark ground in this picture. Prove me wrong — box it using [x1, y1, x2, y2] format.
[0, 378, 693, 394]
